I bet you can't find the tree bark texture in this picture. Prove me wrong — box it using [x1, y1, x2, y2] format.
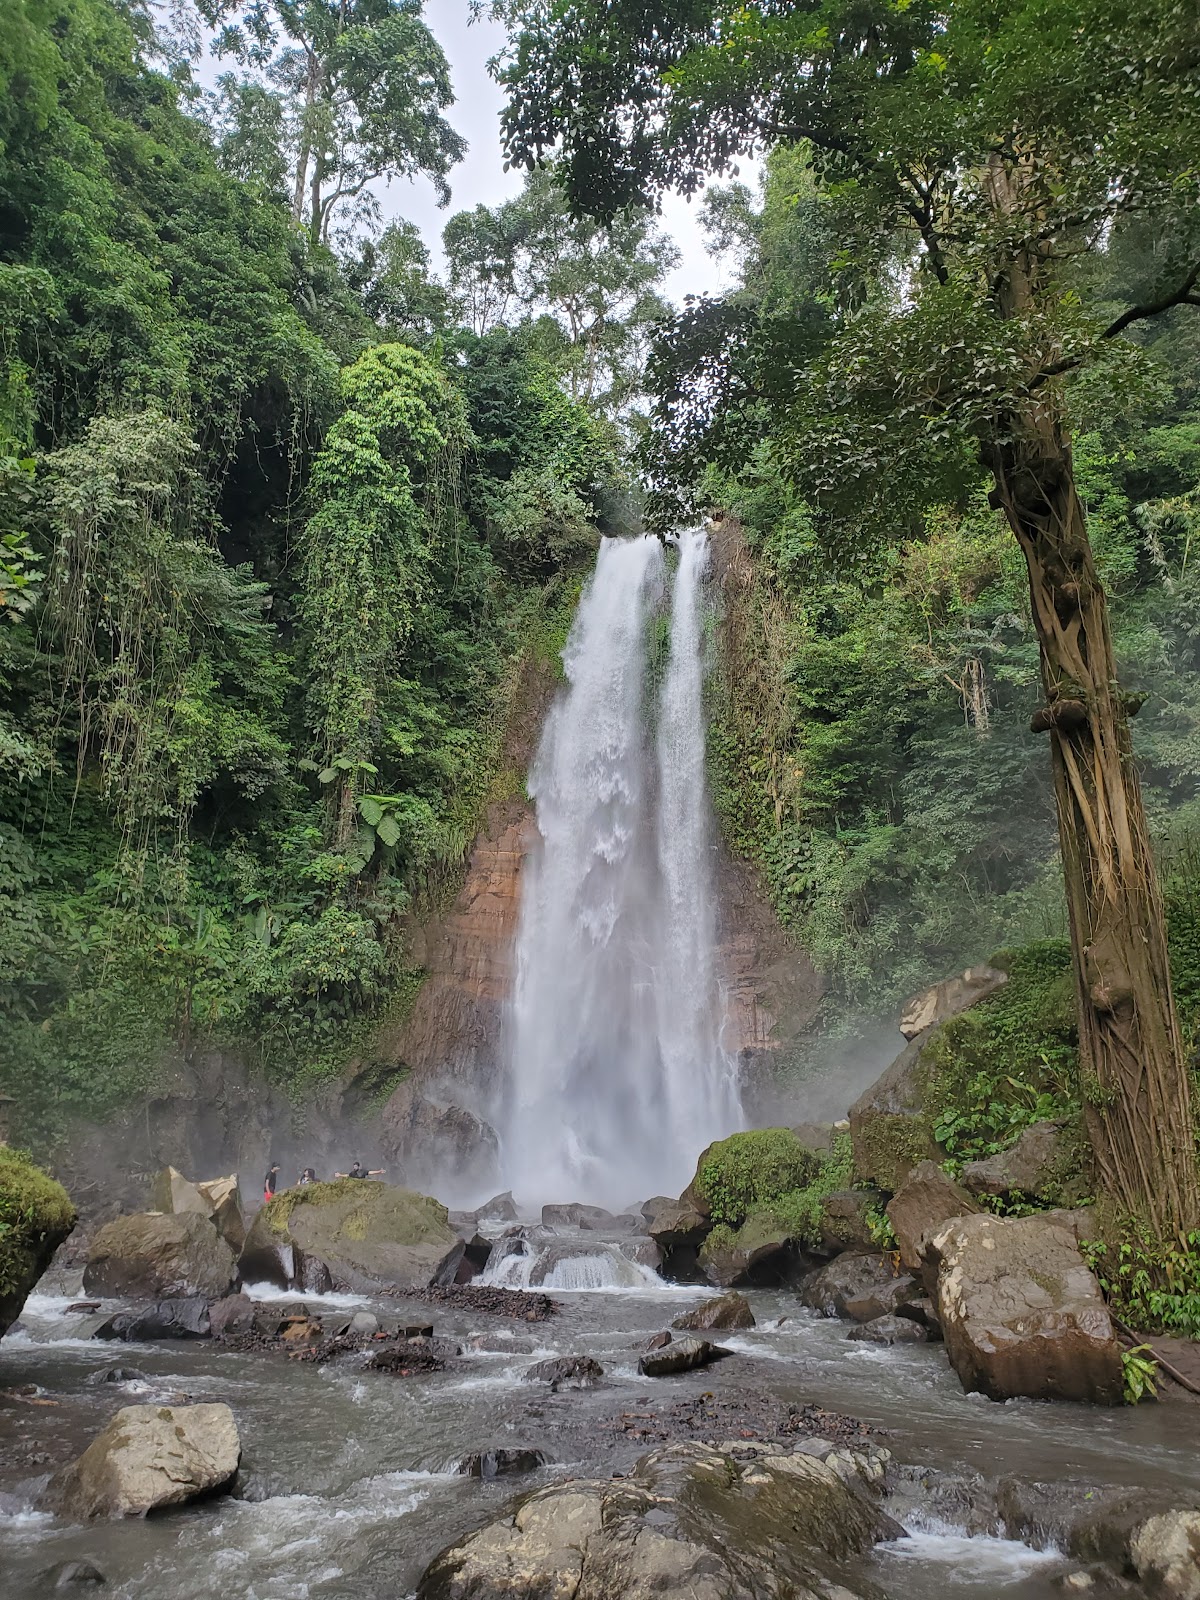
[986, 406, 1200, 1239]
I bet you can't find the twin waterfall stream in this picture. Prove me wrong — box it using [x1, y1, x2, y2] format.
[501, 530, 742, 1209]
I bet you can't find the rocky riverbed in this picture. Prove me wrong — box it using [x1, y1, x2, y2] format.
[2, 1253, 1200, 1600]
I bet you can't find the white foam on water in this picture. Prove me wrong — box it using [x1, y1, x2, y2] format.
[242, 1282, 370, 1308]
[880, 1513, 1062, 1584]
[118, 1471, 446, 1598]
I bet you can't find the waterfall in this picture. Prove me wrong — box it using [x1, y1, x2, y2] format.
[500, 529, 743, 1209]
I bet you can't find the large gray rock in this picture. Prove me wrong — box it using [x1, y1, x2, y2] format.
[476, 1191, 519, 1223]
[900, 964, 1008, 1039]
[961, 1122, 1064, 1200]
[1131, 1511, 1200, 1598]
[673, 1292, 755, 1331]
[83, 1213, 236, 1301]
[524, 1355, 604, 1389]
[885, 1161, 979, 1275]
[93, 1298, 211, 1341]
[639, 1337, 733, 1377]
[46, 1403, 240, 1519]
[149, 1168, 246, 1254]
[238, 1179, 463, 1293]
[847, 1314, 929, 1346]
[929, 1212, 1123, 1404]
[541, 1203, 614, 1229]
[416, 1439, 901, 1600]
[798, 1254, 906, 1321]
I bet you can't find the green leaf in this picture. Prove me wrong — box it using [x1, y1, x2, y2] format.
[358, 796, 384, 826]
[317, 767, 338, 784]
[376, 813, 402, 848]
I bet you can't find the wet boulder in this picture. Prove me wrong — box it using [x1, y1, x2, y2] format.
[638, 1337, 733, 1377]
[1131, 1510, 1200, 1598]
[476, 1191, 519, 1223]
[847, 1315, 929, 1346]
[886, 1160, 979, 1276]
[46, 1403, 240, 1519]
[640, 1195, 675, 1225]
[798, 1253, 904, 1321]
[647, 1202, 710, 1253]
[83, 1212, 235, 1301]
[208, 1293, 256, 1339]
[455, 1449, 549, 1478]
[960, 1122, 1065, 1201]
[928, 1212, 1123, 1403]
[672, 1292, 755, 1331]
[416, 1439, 902, 1600]
[93, 1297, 211, 1341]
[238, 1179, 463, 1293]
[699, 1212, 805, 1288]
[841, 1270, 924, 1324]
[467, 1332, 536, 1354]
[0, 1150, 76, 1338]
[523, 1354, 604, 1388]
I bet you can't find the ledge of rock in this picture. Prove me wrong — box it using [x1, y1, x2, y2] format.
[672, 1292, 755, 1331]
[46, 1403, 240, 1519]
[885, 1160, 980, 1276]
[416, 1439, 903, 1600]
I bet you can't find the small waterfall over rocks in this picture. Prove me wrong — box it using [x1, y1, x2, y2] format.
[499, 529, 743, 1211]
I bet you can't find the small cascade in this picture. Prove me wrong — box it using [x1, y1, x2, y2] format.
[499, 530, 743, 1209]
[480, 1229, 664, 1291]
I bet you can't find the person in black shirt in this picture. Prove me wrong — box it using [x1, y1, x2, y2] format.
[263, 1163, 281, 1204]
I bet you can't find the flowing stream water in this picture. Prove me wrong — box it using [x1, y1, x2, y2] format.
[3, 530, 1198, 1597]
[500, 530, 742, 1209]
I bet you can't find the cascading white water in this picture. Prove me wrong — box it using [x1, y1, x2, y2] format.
[499, 529, 743, 1209]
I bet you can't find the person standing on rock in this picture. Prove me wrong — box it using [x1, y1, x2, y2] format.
[263, 1163, 280, 1204]
[338, 1160, 384, 1179]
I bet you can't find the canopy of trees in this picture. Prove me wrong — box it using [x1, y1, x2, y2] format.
[494, 0, 1200, 1238]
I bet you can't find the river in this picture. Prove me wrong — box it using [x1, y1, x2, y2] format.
[2, 1250, 1197, 1599]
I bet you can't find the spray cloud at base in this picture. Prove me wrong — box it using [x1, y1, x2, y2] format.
[498, 530, 743, 1210]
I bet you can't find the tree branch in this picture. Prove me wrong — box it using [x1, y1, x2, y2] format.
[1028, 261, 1200, 391]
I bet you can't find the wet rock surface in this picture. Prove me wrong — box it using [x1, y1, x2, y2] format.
[416, 1438, 901, 1600]
[929, 1211, 1123, 1403]
[639, 1336, 733, 1376]
[672, 1291, 755, 1331]
[524, 1355, 605, 1389]
[83, 1213, 236, 1302]
[797, 1253, 902, 1320]
[407, 1284, 560, 1320]
[885, 1160, 979, 1275]
[455, 1448, 550, 1478]
[93, 1297, 212, 1341]
[238, 1180, 463, 1294]
[46, 1402, 240, 1519]
[847, 1314, 929, 1346]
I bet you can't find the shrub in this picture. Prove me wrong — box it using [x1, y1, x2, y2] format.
[694, 1129, 821, 1227]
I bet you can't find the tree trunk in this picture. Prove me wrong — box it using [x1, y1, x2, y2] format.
[985, 405, 1200, 1240]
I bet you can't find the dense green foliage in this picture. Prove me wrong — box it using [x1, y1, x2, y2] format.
[694, 1128, 821, 1227]
[0, 0, 650, 1147]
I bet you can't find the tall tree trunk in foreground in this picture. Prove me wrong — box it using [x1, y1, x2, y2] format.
[985, 402, 1200, 1240]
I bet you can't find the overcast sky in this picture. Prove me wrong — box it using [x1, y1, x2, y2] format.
[376, 3, 750, 306]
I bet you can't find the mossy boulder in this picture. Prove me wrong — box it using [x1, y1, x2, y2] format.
[848, 1034, 944, 1192]
[685, 1129, 821, 1226]
[0, 1149, 76, 1336]
[239, 1179, 463, 1293]
[699, 1211, 807, 1288]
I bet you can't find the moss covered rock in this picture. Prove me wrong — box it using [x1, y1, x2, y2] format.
[239, 1178, 462, 1292]
[0, 1149, 76, 1336]
[686, 1129, 821, 1227]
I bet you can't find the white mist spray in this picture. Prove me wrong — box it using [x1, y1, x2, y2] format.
[500, 530, 742, 1209]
